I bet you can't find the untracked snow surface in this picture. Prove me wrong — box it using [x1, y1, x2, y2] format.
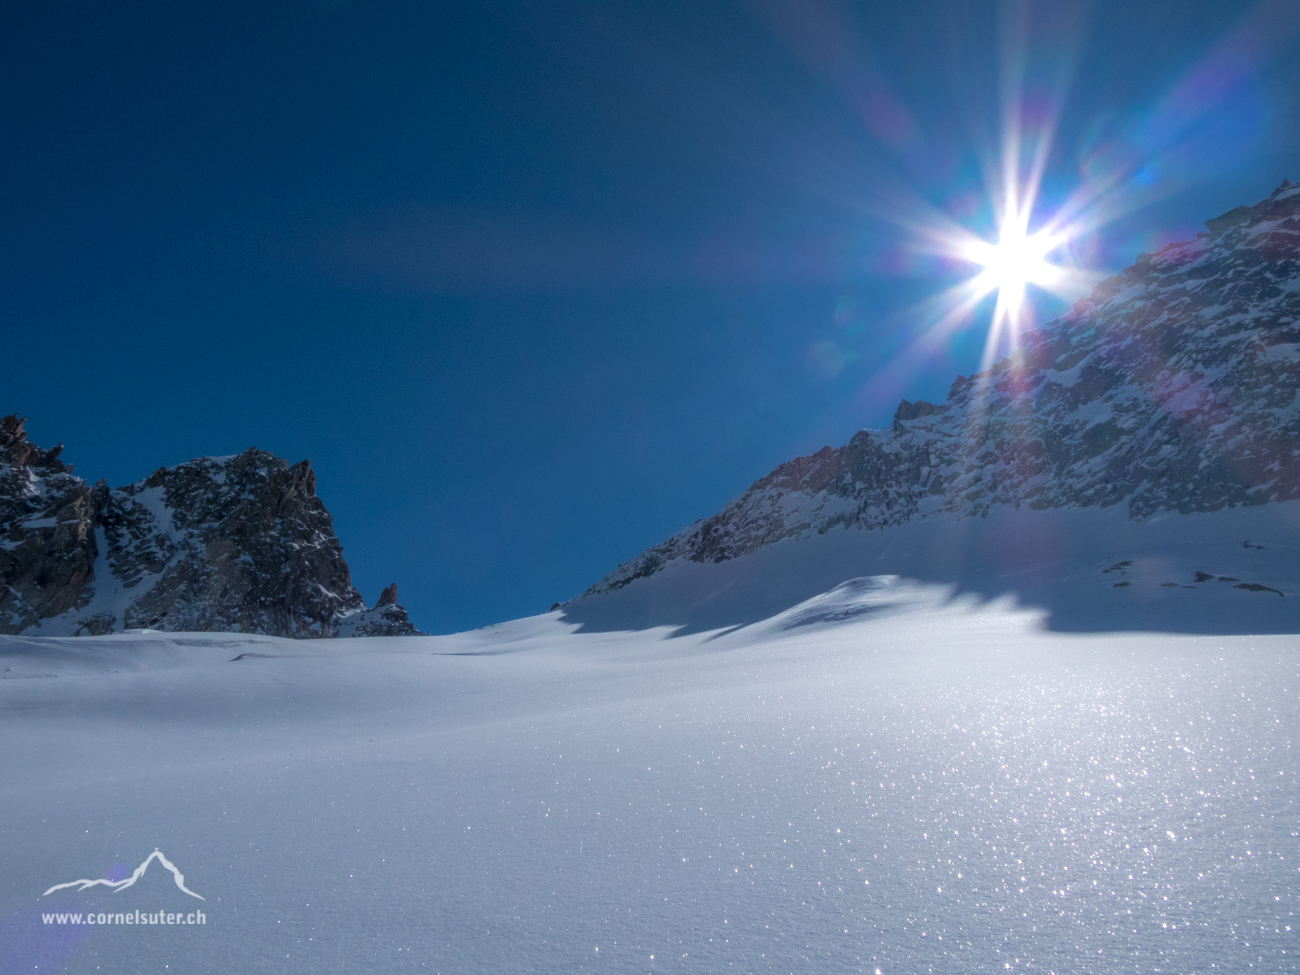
[3, 508, 1299, 974]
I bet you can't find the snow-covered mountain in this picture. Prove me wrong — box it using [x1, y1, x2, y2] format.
[0, 417, 420, 637]
[587, 181, 1300, 597]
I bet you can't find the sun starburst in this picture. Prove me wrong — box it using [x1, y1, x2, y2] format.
[963, 217, 1063, 304]
[899, 186, 1088, 380]
[954, 196, 1078, 370]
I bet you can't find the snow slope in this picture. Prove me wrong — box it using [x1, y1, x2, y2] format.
[566, 501, 1300, 636]
[2, 507, 1297, 974]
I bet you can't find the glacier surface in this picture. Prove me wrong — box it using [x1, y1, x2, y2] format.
[2, 507, 1298, 974]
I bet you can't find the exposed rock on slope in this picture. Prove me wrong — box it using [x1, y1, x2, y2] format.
[588, 180, 1300, 596]
[0, 415, 103, 631]
[0, 419, 422, 637]
[335, 583, 422, 637]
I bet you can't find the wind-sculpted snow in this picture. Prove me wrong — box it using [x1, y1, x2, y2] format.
[589, 181, 1300, 596]
[0, 420, 421, 638]
[4, 564, 1298, 974]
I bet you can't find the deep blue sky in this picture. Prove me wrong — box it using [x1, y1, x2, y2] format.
[4, 0, 1299, 632]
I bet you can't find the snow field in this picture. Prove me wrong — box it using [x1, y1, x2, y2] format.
[2, 583, 1297, 974]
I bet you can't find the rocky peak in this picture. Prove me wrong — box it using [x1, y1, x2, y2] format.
[1, 415, 102, 631]
[0, 421, 422, 638]
[1203, 178, 1295, 238]
[893, 399, 942, 422]
[1, 414, 70, 473]
[336, 583, 422, 637]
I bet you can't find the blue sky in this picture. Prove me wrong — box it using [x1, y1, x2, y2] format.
[4, 0, 1300, 632]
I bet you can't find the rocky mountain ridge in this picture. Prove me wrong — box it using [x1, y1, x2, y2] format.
[587, 180, 1300, 596]
[0, 417, 421, 637]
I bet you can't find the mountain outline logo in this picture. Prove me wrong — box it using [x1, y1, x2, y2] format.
[43, 849, 205, 900]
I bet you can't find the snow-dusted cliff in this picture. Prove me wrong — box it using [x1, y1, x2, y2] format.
[588, 181, 1300, 596]
[0, 419, 421, 637]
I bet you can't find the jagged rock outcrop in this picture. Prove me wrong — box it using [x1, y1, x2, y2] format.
[0, 421, 422, 637]
[101, 450, 370, 636]
[0, 416, 104, 631]
[588, 180, 1300, 596]
[335, 583, 422, 637]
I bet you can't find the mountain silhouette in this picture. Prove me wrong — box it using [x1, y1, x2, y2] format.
[43, 848, 204, 900]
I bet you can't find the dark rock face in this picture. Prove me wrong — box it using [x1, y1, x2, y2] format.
[0, 417, 103, 632]
[588, 181, 1300, 596]
[893, 399, 939, 422]
[0, 423, 421, 637]
[103, 450, 368, 636]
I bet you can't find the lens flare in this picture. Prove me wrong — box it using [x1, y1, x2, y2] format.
[900, 179, 1090, 380]
[963, 220, 1062, 302]
[818, 0, 1294, 422]
[953, 194, 1079, 370]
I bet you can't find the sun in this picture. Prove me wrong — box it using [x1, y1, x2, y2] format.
[962, 219, 1063, 301]
[893, 195, 1083, 375]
